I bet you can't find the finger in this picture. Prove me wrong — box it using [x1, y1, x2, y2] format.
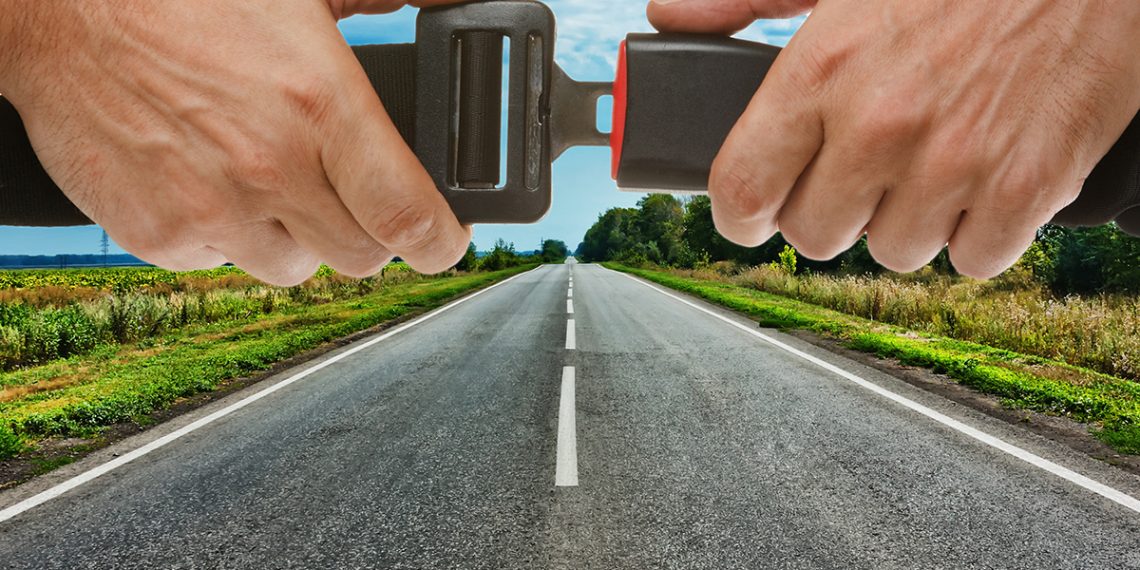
[320, 45, 472, 274]
[947, 205, 1047, 280]
[775, 147, 887, 261]
[864, 187, 962, 273]
[330, 0, 469, 19]
[132, 245, 228, 273]
[647, 0, 816, 34]
[949, 159, 1082, 279]
[708, 52, 824, 247]
[213, 220, 321, 286]
[106, 218, 228, 273]
[277, 180, 395, 278]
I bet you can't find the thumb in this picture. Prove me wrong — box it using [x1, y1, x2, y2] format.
[647, 0, 815, 34]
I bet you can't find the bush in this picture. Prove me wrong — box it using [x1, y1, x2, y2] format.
[481, 239, 523, 272]
[0, 422, 23, 460]
[455, 242, 480, 272]
[770, 245, 798, 275]
[50, 306, 100, 358]
[667, 263, 1140, 381]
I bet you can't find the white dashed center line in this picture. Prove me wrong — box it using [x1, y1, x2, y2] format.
[566, 319, 576, 350]
[567, 299, 574, 314]
[556, 366, 579, 487]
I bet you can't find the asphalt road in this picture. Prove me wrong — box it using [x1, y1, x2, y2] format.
[2, 262, 1139, 569]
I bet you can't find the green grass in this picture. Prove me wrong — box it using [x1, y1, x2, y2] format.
[30, 455, 77, 476]
[0, 265, 535, 459]
[606, 263, 1140, 454]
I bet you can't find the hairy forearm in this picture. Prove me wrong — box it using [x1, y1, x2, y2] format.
[0, 0, 68, 101]
[1118, 2, 1140, 114]
[0, 0, 30, 94]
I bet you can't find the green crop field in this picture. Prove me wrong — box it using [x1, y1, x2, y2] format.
[0, 262, 535, 462]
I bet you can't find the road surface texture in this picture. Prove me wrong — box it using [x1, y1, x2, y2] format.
[2, 262, 1139, 569]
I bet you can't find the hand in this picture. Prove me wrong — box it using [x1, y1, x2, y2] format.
[0, 0, 470, 285]
[648, 0, 1140, 278]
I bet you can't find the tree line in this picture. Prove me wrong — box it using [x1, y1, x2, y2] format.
[576, 195, 1140, 295]
[455, 238, 570, 272]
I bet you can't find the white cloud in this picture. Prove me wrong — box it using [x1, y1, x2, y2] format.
[339, 2, 805, 80]
[548, 0, 804, 80]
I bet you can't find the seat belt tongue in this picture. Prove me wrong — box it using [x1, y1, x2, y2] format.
[413, 0, 557, 224]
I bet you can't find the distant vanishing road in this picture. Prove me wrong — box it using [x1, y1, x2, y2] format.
[1, 262, 1139, 569]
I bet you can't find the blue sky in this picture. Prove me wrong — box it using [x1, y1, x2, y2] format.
[0, 2, 803, 256]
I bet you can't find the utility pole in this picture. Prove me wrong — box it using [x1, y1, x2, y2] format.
[100, 230, 110, 266]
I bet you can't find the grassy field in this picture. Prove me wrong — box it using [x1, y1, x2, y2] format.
[0, 264, 535, 460]
[605, 263, 1140, 455]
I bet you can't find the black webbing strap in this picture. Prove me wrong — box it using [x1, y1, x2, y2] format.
[454, 31, 503, 188]
[0, 43, 421, 227]
[1, 38, 1139, 234]
[1052, 112, 1140, 235]
[0, 98, 90, 226]
[352, 43, 417, 147]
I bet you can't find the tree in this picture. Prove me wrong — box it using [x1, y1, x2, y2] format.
[579, 207, 638, 262]
[539, 239, 570, 263]
[1046, 224, 1140, 294]
[634, 194, 685, 265]
[481, 239, 519, 271]
[579, 193, 1140, 292]
[455, 242, 479, 272]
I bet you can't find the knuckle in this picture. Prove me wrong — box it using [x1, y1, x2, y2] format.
[917, 151, 974, 188]
[223, 149, 291, 194]
[989, 158, 1077, 216]
[367, 202, 441, 251]
[333, 246, 390, 278]
[123, 236, 207, 272]
[709, 159, 781, 220]
[948, 246, 1003, 280]
[778, 216, 845, 261]
[787, 42, 850, 97]
[118, 220, 194, 264]
[852, 95, 926, 148]
[430, 241, 469, 273]
[281, 73, 336, 125]
[260, 257, 320, 287]
[157, 251, 223, 273]
[866, 232, 930, 274]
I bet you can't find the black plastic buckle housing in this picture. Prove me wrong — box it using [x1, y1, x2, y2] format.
[415, 0, 555, 223]
[614, 34, 780, 192]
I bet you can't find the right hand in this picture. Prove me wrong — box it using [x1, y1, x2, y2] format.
[648, 0, 1140, 278]
[0, 0, 471, 285]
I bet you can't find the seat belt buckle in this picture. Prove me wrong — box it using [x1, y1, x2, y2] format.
[415, 0, 556, 224]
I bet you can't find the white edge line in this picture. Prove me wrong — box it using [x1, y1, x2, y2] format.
[566, 319, 576, 350]
[555, 366, 579, 487]
[609, 267, 1140, 515]
[0, 266, 540, 524]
